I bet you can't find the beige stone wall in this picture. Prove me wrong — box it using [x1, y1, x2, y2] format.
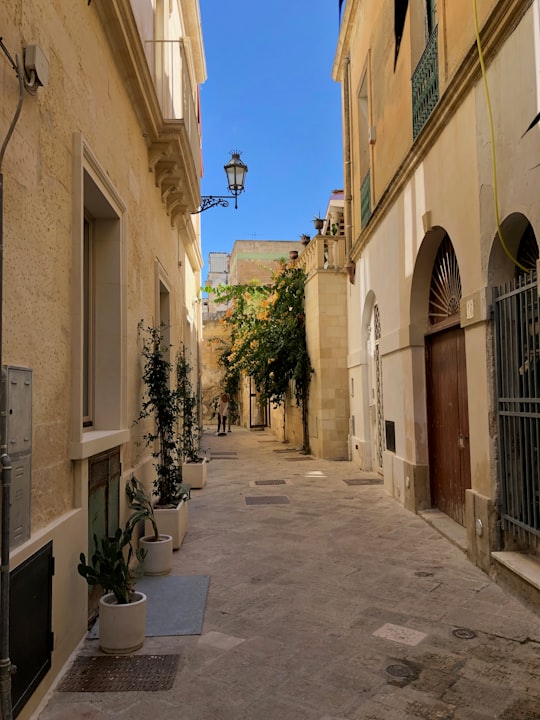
[229, 240, 302, 285]
[201, 316, 229, 425]
[1, 1, 204, 715]
[304, 268, 349, 460]
[335, 0, 539, 585]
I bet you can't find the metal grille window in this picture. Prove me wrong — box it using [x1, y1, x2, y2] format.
[494, 270, 540, 542]
[412, 26, 439, 140]
[374, 304, 385, 467]
[361, 171, 371, 228]
[428, 235, 461, 325]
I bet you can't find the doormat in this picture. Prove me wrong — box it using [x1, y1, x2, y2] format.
[58, 654, 178, 693]
[343, 477, 383, 486]
[245, 496, 290, 505]
[88, 575, 210, 639]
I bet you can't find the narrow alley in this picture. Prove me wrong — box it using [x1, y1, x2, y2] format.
[37, 427, 540, 720]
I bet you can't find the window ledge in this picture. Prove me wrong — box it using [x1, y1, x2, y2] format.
[70, 429, 130, 460]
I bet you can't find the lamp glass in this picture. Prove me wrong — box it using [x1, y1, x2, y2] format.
[224, 153, 248, 194]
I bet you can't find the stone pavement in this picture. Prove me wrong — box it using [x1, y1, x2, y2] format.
[36, 427, 540, 720]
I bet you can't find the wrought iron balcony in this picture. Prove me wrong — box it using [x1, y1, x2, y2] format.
[412, 26, 439, 140]
[361, 170, 371, 228]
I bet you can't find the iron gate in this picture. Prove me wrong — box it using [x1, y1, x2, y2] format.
[494, 269, 540, 542]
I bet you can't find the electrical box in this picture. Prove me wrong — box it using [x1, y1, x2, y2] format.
[1, 366, 32, 548]
[10, 455, 31, 547]
[1, 366, 32, 454]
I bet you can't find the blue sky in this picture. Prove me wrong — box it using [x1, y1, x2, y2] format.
[198, 0, 344, 271]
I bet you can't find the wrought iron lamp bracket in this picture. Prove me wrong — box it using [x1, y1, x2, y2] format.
[194, 195, 238, 213]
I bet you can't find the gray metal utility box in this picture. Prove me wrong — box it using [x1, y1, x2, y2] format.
[1, 365, 32, 548]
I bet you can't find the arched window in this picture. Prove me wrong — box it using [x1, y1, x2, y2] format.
[428, 235, 462, 325]
[515, 222, 539, 278]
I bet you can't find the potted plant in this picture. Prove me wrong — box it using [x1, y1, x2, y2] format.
[176, 344, 208, 489]
[126, 476, 173, 576]
[313, 216, 324, 234]
[136, 322, 190, 549]
[77, 523, 147, 654]
[300, 233, 311, 246]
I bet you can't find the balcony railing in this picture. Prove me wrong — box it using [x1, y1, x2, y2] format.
[412, 26, 439, 140]
[146, 39, 201, 179]
[296, 234, 346, 275]
[361, 170, 371, 228]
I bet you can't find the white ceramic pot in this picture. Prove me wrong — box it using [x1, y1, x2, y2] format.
[99, 591, 147, 654]
[149, 500, 189, 550]
[183, 459, 208, 489]
[139, 534, 173, 575]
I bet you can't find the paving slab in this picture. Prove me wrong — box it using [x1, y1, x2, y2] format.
[35, 427, 540, 720]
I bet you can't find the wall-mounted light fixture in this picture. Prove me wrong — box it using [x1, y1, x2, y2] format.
[194, 152, 248, 213]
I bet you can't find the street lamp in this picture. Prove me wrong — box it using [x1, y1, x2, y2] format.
[194, 151, 248, 213]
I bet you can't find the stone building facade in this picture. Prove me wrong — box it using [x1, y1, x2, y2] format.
[333, 0, 540, 603]
[1, 0, 205, 715]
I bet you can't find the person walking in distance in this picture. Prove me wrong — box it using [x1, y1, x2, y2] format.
[217, 393, 229, 435]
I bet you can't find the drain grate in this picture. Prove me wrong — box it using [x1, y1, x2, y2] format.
[452, 627, 477, 640]
[58, 654, 179, 692]
[255, 479, 286, 486]
[273, 449, 296, 454]
[415, 571, 434, 577]
[245, 496, 290, 505]
[386, 663, 417, 679]
[212, 455, 238, 460]
[343, 477, 382, 486]
[284, 457, 313, 461]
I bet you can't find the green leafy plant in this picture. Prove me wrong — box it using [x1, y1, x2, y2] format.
[125, 476, 159, 541]
[78, 526, 145, 605]
[205, 264, 313, 450]
[176, 344, 203, 463]
[135, 322, 185, 506]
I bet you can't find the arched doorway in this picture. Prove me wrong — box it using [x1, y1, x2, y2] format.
[370, 303, 384, 474]
[492, 216, 540, 547]
[425, 235, 471, 525]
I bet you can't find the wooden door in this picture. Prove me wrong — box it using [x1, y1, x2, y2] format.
[426, 326, 471, 525]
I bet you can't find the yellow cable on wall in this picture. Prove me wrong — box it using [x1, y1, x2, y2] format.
[473, 0, 528, 272]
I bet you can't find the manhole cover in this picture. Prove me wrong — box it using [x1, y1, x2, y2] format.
[452, 627, 477, 640]
[245, 496, 290, 505]
[58, 654, 179, 692]
[343, 478, 382, 486]
[255, 479, 286, 486]
[386, 663, 416, 679]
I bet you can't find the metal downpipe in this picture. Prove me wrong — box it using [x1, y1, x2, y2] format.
[0, 50, 25, 720]
[342, 55, 353, 259]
